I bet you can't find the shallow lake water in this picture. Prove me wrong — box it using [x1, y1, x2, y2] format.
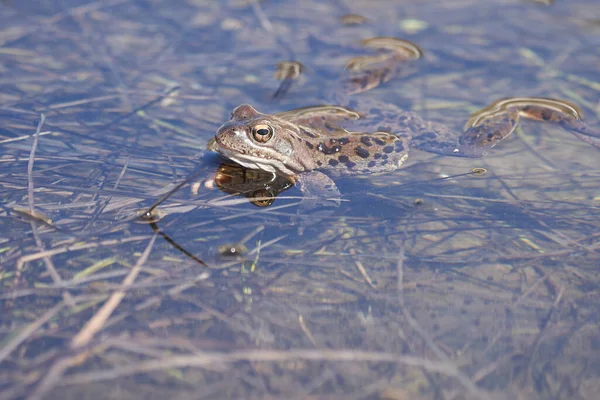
[1, 0, 599, 399]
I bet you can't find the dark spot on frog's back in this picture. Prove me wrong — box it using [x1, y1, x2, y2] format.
[338, 155, 356, 169]
[318, 142, 341, 155]
[361, 136, 372, 147]
[354, 146, 370, 158]
[300, 127, 318, 138]
[372, 137, 386, 146]
[328, 159, 339, 167]
[395, 141, 405, 152]
[338, 137, 350, 145]
[305, 140, 314, 149]
[368, 161, 376, 168]
[383, 146, 394, 154]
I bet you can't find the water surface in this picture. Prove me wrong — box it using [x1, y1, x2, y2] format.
[1, 0, 599, 399]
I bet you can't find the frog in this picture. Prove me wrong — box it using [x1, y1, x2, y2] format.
[208, 38, 600, 201]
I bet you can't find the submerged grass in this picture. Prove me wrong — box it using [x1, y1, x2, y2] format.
[1, 0, 600, 399]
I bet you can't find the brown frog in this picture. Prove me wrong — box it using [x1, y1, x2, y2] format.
[209, 39, 599, 199]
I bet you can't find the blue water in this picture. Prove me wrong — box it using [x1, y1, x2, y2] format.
[1, 0, 599, 398]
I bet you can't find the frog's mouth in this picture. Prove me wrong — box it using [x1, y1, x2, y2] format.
[208, 138, 296, 176]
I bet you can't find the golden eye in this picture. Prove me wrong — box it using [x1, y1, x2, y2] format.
[251, 124, 273, 143]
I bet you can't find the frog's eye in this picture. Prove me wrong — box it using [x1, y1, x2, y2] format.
[251, 124, 274, 143]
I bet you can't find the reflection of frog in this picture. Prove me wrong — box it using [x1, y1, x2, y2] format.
[209, 38, 599, 198]
[214, 162, 293, 207]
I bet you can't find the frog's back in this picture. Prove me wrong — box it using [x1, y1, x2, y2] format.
[305, 130, 410, 177]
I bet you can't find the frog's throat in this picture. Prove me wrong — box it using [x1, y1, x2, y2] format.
[216, 146, 297, 176]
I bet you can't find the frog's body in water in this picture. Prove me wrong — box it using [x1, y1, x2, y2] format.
[209, 39, 599, 198]
[211, 104, 409, 177]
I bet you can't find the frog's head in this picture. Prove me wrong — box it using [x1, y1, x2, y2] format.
[210, 104, 309, 176]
